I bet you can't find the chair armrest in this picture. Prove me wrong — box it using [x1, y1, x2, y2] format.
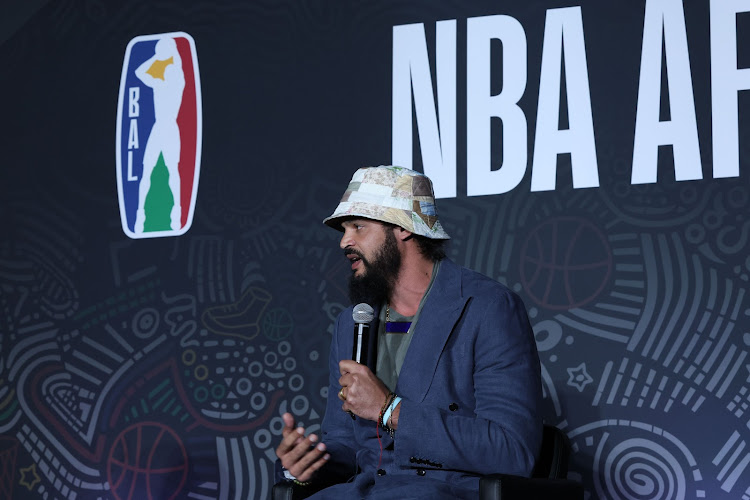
[479, 473, 584, 500]
[271, 482, 294, 500]
[272, 480, 330, 500]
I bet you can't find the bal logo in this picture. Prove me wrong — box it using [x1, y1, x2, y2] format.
[116, 32, 202, 238]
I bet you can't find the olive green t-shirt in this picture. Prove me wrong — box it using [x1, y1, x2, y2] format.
[376, 260, 441, 391]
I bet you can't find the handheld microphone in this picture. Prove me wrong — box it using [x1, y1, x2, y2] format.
[352, 303, 374, 363]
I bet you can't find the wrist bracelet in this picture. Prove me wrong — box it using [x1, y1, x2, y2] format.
[382, 396, 402, 429]
[378, 392, 395, 428]
[283, 468, 312, 486]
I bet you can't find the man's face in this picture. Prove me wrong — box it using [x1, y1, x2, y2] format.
[340, 219, 401, 305]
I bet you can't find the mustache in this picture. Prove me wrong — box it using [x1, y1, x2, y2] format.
[344, 249, 369, 273]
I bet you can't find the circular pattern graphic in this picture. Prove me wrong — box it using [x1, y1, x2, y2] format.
[291, 395, 309, 416]
[181, 349, 196, 366]
[236, 377, 253, 396]
[604, 438, 686, 500]
[568, 420, 704, 500]
[132, 308, 160, 339]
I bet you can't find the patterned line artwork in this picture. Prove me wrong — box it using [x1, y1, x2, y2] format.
[438, 179, 750, 498]
[568, 420, 704, 499]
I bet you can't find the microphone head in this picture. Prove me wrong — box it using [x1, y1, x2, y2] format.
[352, 303, 374, 324]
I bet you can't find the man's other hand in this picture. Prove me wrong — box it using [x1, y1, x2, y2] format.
[275, 412, 330, 482]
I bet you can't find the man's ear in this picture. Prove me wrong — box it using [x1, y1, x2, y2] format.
[396, 227, 414, 242]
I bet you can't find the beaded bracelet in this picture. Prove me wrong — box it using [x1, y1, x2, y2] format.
[283, 467, 311, 486]
[382, 422, 395, 437]
[379, 393, 399, 437]
[378, 392, 395, 429]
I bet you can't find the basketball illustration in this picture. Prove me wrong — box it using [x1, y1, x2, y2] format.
[520, 216, 613, 310]
[107, 422, 188, 500]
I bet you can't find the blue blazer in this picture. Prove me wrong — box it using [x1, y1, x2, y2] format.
[317, 258, 542, 495]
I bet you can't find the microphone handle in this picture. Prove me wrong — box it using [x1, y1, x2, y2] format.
[353, 323, 369, 363]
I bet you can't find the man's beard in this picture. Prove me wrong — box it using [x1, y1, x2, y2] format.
[347, 230, 401, 307]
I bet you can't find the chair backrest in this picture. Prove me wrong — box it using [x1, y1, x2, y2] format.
[531, 424, 571, 479]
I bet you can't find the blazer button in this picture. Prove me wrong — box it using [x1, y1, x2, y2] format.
[417, 468, 426, 476]
[410, 457, 416, 463]
[377, 469, 386, 476]
[449, 403, 458, 411]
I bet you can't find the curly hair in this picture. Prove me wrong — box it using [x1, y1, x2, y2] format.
[413, 234, 447, 262]
[379, 222, 447, 262]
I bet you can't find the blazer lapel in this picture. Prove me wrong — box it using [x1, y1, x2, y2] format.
[395, 259, 469, 402]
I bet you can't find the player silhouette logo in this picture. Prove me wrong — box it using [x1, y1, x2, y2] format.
[134, 38, 185, 233]
[116, 32, 202, 239]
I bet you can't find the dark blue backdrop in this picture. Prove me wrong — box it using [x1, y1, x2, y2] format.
[1, 1, 749, 499]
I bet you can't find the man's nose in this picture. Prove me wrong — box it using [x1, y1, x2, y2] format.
[340, 231, 352, 249]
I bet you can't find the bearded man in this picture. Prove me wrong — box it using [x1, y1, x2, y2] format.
[274, 166, 542, 499]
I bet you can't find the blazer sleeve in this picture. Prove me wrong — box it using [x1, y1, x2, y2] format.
[393, 289, 543, 477]
[315, 312, 358, 484]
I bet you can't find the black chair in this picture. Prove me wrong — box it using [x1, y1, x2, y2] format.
[272, 424, 583, 500]
[479, 424, 583, 500]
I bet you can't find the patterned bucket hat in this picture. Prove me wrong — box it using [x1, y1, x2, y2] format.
[323, 165, 450, 239]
